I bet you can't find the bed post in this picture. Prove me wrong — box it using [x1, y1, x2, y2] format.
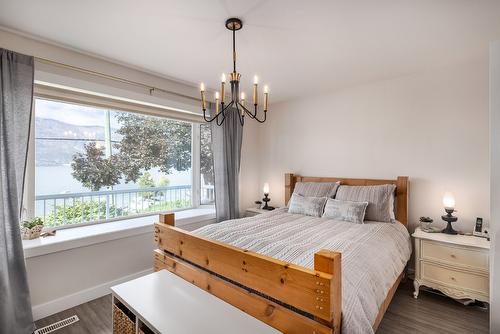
[395, 176, 409, 226]
[285, 173, 296, 205]
[159, 213, 175, 226]
[314, 250, 342, 334]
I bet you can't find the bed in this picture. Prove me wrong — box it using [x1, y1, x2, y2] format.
[153, 173, 411, 334]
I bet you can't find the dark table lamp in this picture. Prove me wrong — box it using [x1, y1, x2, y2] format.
[441, 192, 458, 234]
[262, 182, 274, 210]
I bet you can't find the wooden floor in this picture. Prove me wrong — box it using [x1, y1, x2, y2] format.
[35, 280, 489, 334]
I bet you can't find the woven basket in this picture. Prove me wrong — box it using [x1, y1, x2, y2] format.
[113, 304, 135, 334]
[21, 225, 43, 240]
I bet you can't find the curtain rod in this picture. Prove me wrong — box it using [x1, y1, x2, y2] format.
[34, 56, 200, 102]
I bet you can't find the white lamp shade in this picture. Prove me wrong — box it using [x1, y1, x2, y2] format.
[263, 183, 270, 195]
[442, 192, 455, 209]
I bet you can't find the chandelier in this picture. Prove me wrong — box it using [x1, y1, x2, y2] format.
[200, 18, 269, 126]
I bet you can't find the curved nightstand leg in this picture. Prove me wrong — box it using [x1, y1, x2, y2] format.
[413, 279, 420, 299]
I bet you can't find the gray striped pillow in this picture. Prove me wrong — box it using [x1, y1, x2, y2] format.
[322, 198, 369, 224]
[288, 194, 328, 217]
[335, 184, 396, 222]
[293, 182, 340, 198]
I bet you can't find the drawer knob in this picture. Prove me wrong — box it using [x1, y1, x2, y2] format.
[450, 254, 456, 258]
[451, 276, 456, 281]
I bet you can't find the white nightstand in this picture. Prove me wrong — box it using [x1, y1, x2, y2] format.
[412, 227, 490, 303]
[245, 207, 277, 217]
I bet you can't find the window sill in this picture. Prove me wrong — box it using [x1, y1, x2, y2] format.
[22, 206, 216, 259]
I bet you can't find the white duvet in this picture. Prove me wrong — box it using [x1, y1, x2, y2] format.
[193, 208, 412, 334]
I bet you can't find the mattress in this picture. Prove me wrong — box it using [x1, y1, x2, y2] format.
[193, 207, 412, 334]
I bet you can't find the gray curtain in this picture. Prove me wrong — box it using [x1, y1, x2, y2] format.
[0, 49, 35, 333]
[211, 105, 243, 222]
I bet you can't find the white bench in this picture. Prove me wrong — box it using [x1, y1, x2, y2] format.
[111, 269, 282, 334]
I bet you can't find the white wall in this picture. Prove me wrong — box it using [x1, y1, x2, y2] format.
[27, 233, 154, 320]
[490, 40, 500, 334]
[255, 60, 489, 232]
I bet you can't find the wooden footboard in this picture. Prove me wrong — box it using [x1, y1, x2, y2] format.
[154, 213, 341, 334]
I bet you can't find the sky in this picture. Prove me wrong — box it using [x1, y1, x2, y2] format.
[35, 98, 120, 128]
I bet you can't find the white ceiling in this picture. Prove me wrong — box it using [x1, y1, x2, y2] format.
[1, 0, 500, 102]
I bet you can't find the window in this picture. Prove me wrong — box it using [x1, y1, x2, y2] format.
[200, 123, 215, 205]
[32, 97, 211, 228]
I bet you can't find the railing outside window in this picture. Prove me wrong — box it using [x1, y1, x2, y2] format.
[35, 185, 215, 228]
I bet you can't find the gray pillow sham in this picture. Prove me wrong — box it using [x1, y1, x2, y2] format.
[288, 193, 328, 217]
[322, 198, 369, 224]
[334, 184, 396, 222]
[293, 181, 340, 198]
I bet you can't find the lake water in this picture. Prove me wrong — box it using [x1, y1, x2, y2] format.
[35, 165, 192, 196]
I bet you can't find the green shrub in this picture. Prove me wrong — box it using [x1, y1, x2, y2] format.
[44, 200, 122, 226]
[22, 217, 44, 229]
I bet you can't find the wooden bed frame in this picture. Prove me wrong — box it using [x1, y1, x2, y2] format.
[153, 173, 409, 334]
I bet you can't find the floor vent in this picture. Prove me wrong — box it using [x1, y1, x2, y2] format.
[34, 315, 79, 334]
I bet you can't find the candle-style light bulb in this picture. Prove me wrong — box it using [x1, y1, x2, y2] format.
[200, 83, 206, 110]
[215, 92, 220, 114]
[253, 75, 258, 105]
[221, 74, 225, 104]
[240, 92, 246, 107]
[263, 85, 269, 111]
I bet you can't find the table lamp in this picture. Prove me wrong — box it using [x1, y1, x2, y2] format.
[262, 183, 274, 210]
[441, 192, 458, 234]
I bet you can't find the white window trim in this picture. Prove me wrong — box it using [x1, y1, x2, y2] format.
[26, 86, 213, 230]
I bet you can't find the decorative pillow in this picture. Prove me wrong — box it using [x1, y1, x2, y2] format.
[288, 194, 328, 217]
[293, 182, 340, 198]
[334, 184, 396, 222]
[322, 199, 369, 224]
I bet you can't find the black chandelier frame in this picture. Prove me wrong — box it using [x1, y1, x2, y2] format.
[201, 18, 268, 126]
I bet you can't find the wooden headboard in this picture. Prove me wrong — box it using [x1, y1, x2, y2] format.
[285, 173, 409, 227]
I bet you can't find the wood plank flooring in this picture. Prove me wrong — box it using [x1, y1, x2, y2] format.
[35, 280, 489, 333]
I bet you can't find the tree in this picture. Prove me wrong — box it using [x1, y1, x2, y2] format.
[71, 114, 192, 191]
[200, 124, 214, 185]
[158, 176, 170, 187]
[138, 171, 156, 199]
[71, 142, 121, 191]
[138, 171, 155, 188]
[114, 113, 191, 183]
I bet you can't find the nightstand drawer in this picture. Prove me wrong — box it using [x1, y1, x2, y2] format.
[421, 240, 488, 271]
[421, 261, 489, 294]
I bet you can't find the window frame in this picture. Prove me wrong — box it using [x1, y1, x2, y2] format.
[24, 85, 211, 230]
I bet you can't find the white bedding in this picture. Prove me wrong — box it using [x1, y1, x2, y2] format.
[193, 208, 412, 334]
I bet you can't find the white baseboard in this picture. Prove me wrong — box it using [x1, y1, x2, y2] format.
[31, 268, 153, 321]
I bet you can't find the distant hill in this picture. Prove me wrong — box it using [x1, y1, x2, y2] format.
[35, 118, 119, 166]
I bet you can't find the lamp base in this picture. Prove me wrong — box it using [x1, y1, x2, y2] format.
[262, 193, 273, 210]
[442, 221, 458, 235]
